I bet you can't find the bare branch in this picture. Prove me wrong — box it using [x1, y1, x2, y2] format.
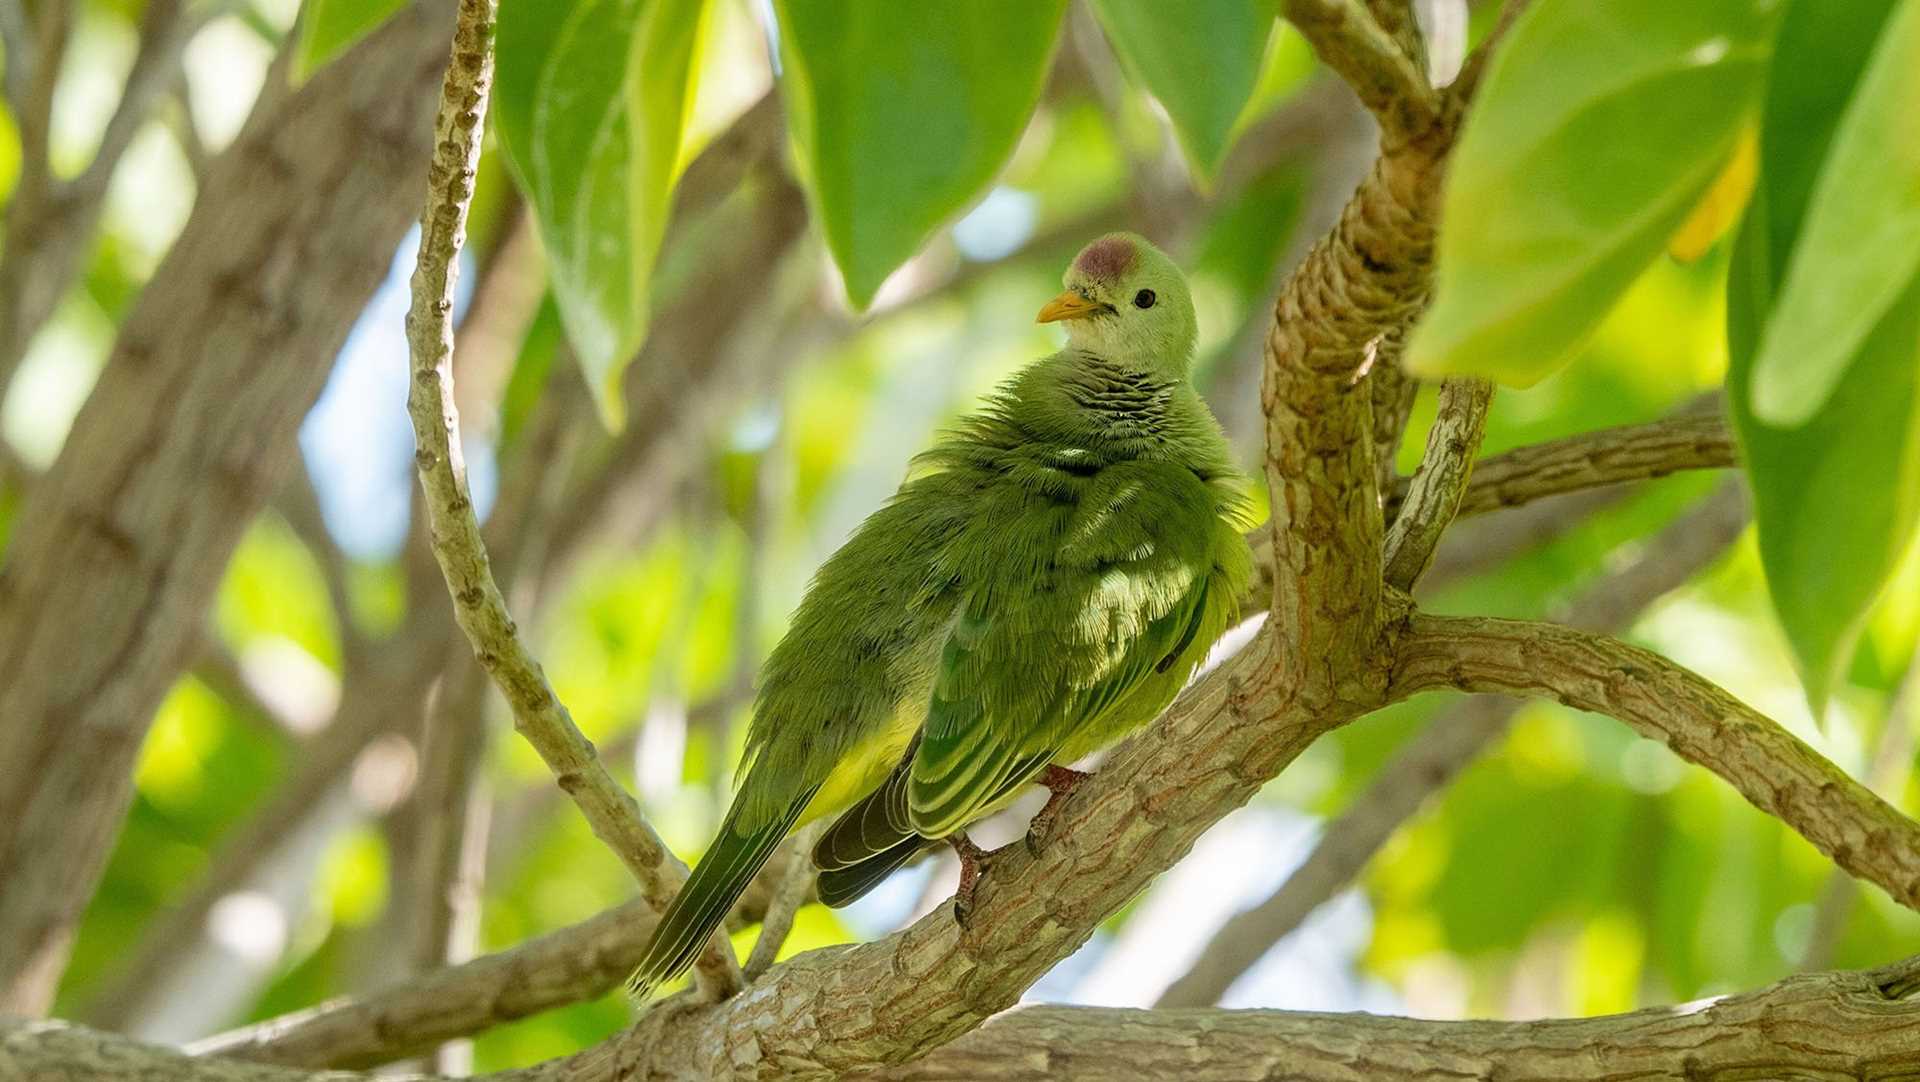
[0, 0, 457, 1013]
[193, 847, 808, 1069]
[71, 0, 220, 205]
[744, 822, 825, 980]
[25, 955, 1920, 1080]
[1385, 401, 1735, 521]
[1382, 375, 1493, 590]
[1393, 614, 1920, 915]
[1282, 0, 1439, 143]
[1162, 481, 1748, 1007]
[399, 0, 740, 999]
[891, 956, 1920, 1080]
[1447, 0, 1533, 105]
[1366, 0, 1425, 69]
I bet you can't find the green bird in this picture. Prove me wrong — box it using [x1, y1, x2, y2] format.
[627, 232, 1253, 998]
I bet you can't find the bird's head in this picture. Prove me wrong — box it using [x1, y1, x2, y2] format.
[1038, 232, 1197, 378]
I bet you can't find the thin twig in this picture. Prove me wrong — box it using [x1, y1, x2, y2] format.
[399, 0, 741, 1000]
[1384, 400, 1734, 522]
[1447, 0, 1533, 105]
[1282, 0, 1439, 143]
[1382, 375, 1493, 589]
[745, 822, 825, 980]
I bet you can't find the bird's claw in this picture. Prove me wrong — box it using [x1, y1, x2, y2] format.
[1024, 764, 1092, 856]
[948, 832, 995, 928]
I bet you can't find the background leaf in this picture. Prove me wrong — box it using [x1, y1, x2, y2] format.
[1087, 0, 1273, 180]
[495, 0, 707, 427]
[772, 0, 1069, 308]
[1406, 0, 1775, 383]
[1727, 0, 1920, 710]
[296, 0, 409, 77]
[1748, 0, 1920, 426]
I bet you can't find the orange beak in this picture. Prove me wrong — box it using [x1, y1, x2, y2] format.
[1036, 291, 1112, 323]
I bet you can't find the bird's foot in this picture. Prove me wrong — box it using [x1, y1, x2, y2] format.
[1025, 764, 1093, 856]
[949, 832, 995, 928]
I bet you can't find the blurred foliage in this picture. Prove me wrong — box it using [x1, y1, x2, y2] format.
[0, 0, 1917, 1070]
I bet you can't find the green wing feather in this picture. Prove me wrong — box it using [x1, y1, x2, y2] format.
[625, 782, 819, 1000]
[906, 466, 1228, 840]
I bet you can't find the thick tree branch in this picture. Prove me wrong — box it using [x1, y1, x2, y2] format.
[890, 956, 1920, 1080]
[400, 0, 740, 1000]
[0, 0, 456, 1013]
[1382, 375, 1493, 590]
[1162, 481, 1748, 1008]
[1282, 0, 1438, 144]
[1393, 614, 1920, 915]
[19, 956, 1920, 1080]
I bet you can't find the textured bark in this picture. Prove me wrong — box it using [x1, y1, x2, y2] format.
[12, 957, 1920, 1080]
[1283, 0, 1438, 143]
[1381, 374, 1493, 589]
[1408, 403, 1735, 521]
[1160, 482, 1749, 1008]
[1395, 614, 1920, 913]
[399, 0, 746, 1000]
[0, 0, 455, 1013]
[1258, 114, 1458, 714]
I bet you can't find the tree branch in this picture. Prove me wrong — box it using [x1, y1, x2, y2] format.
[1282, 0, 1439, 144]
[1382, 375, 1493, 590]
[0, 0, 457, 1014]
[1161, 480, 1749, 1008]
[21, 956, 1920, 1080]
[1393, 613, 1920, 915]
[1801, 640, 1920, 971]
[1384, 401, 1735, 522]
[192, 848, 808, 1069]
[399, 0, 740, 1000]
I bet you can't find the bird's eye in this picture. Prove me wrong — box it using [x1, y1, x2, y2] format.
[1133, 289, 1156, 309]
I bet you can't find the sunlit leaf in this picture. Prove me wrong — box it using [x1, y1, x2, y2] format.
[1668, 124, 1757, 263]
[1087, 0, 1273, 179]
[1406, 0, 1776, 383]
[1748, 0, 1920, 425]
[296, 0, 409, 77]
[495, 0, 708, 427]
[772, 1, 1069, 307]
[1727, 0, 1920, 711]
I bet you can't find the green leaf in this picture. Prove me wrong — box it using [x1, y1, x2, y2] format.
[1748, 0, 1920, 425]
[495, 0, 708, 428]
[1087, 0, 1273, 179]
[1727, 0, 1920, 711]
[1406, 0, 1776, 383]
[772, 1, 1069, 308]
[297, 0, 409, 77]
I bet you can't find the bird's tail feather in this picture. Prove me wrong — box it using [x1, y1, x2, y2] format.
[817, 834, 930, 908]
[625, 787, 815, 1001]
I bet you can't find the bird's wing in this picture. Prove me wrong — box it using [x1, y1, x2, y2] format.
[904, 555, 1212, 840]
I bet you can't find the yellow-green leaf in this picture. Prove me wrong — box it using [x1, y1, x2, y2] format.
[1748, 0, 1920, 426]
[495, 0, 708, 428]
[1668, 124, 1757, 263]
[1728, 0, 1920, 712]
[1087, 0, 1273, 180]
[772, 1, 1069, 308]
[297, 0, 409, 78]
[1407, 0, 1776, 383]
